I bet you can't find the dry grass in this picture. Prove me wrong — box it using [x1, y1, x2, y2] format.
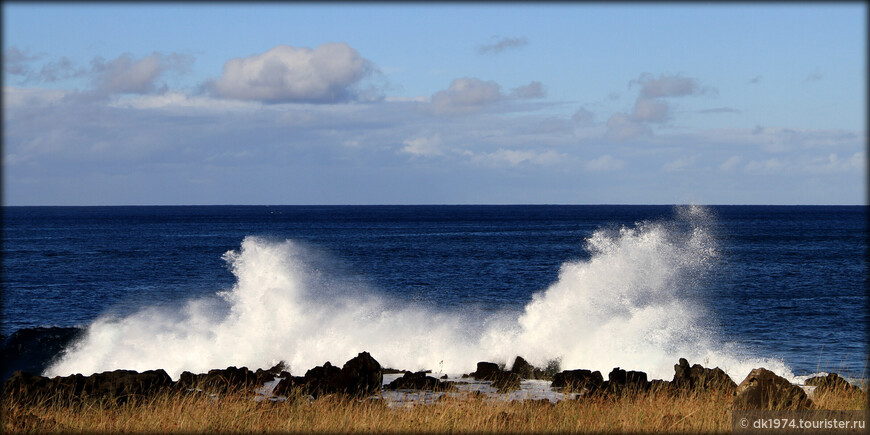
[2, 385, 866, 434]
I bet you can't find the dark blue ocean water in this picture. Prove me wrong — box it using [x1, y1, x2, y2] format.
[2, 205, 867, 378]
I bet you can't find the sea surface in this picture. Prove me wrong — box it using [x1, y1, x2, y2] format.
[2, 205, 866, 383]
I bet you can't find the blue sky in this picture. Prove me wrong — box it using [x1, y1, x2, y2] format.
[3, 3, 866, 205]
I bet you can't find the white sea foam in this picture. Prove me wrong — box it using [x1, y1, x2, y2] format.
[45, 205, 794, 383]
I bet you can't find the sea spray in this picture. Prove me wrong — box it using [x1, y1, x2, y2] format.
[45, 206, 794, 383]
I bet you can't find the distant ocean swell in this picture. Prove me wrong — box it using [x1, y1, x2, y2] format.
[45, 205, 794, 382]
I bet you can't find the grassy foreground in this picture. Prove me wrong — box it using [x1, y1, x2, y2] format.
[2, 385, 867, 433]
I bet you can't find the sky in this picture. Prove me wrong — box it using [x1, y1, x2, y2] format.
[2, 3, 866, 205]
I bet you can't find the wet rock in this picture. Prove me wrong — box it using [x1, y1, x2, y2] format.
[3, 368, 172, 405]
[551, 369, 604, 393]
[254, 361, 287, 384]
[606, 367, 650, 393]
[294, 352, 383, 397]
[468, 361, 522, 392]
[804, 373, 861, 395]
[336, 351, 382, 396]
[733, 368, 814, 410]
[386, 371, 447, 391]
[470, 362, 502, 380]
[672, 358, 736, 393]
[510, 356, 535, 379]
[1, 326, 85, 381]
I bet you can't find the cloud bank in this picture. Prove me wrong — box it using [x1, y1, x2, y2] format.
[209, 43, 376, 103]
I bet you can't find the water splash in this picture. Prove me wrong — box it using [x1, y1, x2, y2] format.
[45, 205, 793, 382]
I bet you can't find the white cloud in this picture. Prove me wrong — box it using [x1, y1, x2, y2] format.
[91, 52, 192, 96]
[662, 155, 697, 172]
[605, 112, 652, 142]
[430, 77, 502, 115]
[630, 73, 712, 99]
[402, 135, 443, 157]
[584, 155, 625, 172]
[477, 36, 528, 55]
[631, 98, 669, 123]
[511, 81, 545, 99]
[572, 107, 595, 125]
[471, 149, 565, 167]
[719, 155, 742, 172]
[210, 43, 374, 103]
[745, 158, 786, 174]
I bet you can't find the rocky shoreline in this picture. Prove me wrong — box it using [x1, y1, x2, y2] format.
[2, 327, 862, 410]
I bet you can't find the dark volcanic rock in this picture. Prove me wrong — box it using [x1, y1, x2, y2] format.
[804, 373, 860, 396]
[510, 356, 535, 380]
[178, 366, 259, 394]
[293, 352, 383, 397]
[606, 367, 650, 393]
[733, 368, 814, 410]
[386, 371, 451, 391]
[1, 327, 85, 381]
[551, 369, 604, 393]
[3, 368, 172, 405]
[468, 361, 522, 392]
[470, 362, 502, 380]
[672, 358, 736, 393]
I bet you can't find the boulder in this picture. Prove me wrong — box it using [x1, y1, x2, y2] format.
[468, 361, 522, 392]
[336, 351, 382, 396]
[672, 358, 736, 393]
[297, 352, 383, 397]
[386, 371, 449, 391]
[605, 367, 650, 393]
[178, 366, 259, 394]
[804, 373, 861, 395]
[551, 369, 604, 393]
[733, 368, 814, 410]
[3, 368, 172, 405]
[510, 356, 535, 380]
[470, 362, 502, 380]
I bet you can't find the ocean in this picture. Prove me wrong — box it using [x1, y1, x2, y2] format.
[2, 205, 866, 384]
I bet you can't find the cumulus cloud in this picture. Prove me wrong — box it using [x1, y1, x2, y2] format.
[572, 107, 595, 125]
[430, 77, 502, 114]
[511, 81, 545, 99]
[209, 43, 375, 103]
[719, 155, 742, 172]
[90, 52, 192, 96]
[477, 36, 528, 55]
[630, 73, 711, 99]
[605, 73, 714, 141]
[401, 135, 444, 157]
[605, 112, 652, 141]
[584, 155, 624, 172]
[662, 155, 697, 172]
[471, 148, 564, 167]
[631, 98, 670, 123]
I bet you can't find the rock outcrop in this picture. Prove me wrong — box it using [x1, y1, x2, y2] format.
[733, 368, 813, 410]
[3, 368, 172, 405]
[671, 358, 736, 394]
[386, 371, 453, 391]
[804, 373, 861, 396]
[466, 361, 522, 392]
[550, 369, 604, 393]
[272, 351, 382, 398]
